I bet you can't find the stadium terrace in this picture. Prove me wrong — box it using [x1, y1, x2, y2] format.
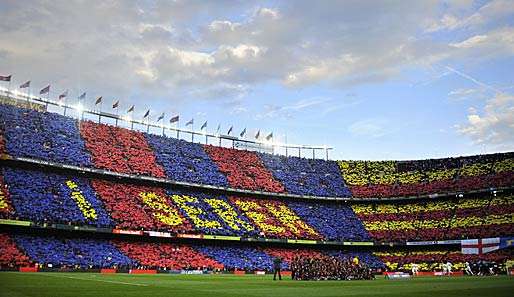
[0, 93, 513, 282]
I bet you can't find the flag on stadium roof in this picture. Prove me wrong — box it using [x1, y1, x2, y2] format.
[95, 96, 102, 105]
[127, 105, 134, 113]
[201, 121, 207, 130]
[0, 75, 11, 82]
[19, 81, 30, 89]
[59, 90, 68, 100]
[112, 100, 119, 109]
[255, 130, 260, 139]
[186, 118, 194, 126]
[39, 85, 50, 95]
[266, 132, 273, 141]
[227, 126, 233, 135]
[240, 128, 246, 137]
[143, 110, 150, 118]
[157, 112, 165, 122]
[170, 115, 179, 123]
[78, 92, 86, 100]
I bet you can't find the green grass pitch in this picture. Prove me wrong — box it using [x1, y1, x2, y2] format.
[0, 273, 513, 297]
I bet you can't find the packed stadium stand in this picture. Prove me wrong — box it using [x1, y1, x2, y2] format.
[0, 101, 513, 275]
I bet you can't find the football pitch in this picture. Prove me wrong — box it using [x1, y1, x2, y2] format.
[0, 273, 513, 297]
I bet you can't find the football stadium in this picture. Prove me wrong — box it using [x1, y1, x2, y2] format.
[1, 1, 513, 297]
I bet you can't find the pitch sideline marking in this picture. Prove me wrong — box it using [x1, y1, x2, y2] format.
[36, 273, 150, 287]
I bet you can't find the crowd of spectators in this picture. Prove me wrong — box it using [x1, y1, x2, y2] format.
[230, 196, 322, 240]
[375, 247, 513, 272]
[3, 165, 371, 241]
[0, 104, 91, 166]
[194, 244, 277, 271]
[0, 127, 5, 155]
[203, 145, 285, 193]
[0, 233, 30, 268]
[113, 240, 223, 270]
[339, 153, 514, 198]
[259, 154, 351, 197]
[80, 121, 166, 177]
[3, 164, 513, 242]
[2, 166, 113, 227]
[167, 189, 259, 237]
[0, 175, 14, 218]
[15, 234, 135, 269]
[90, 179, 192, 232]
[145, 134, 228, 187]
[2, 232, 512, 273]
[353, 195, 514, 241]
[287, 200, 370, 241]
[1, 103, 512, 199]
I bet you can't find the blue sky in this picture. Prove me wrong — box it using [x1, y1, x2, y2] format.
[1, 0, 513, 160]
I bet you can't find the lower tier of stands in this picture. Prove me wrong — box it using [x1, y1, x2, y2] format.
[0, 232, 512, 272]
[0, 232, 382, 271]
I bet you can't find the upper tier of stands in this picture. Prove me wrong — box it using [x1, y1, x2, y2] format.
[339, 155, 514, 198]
[0, 103, 512, 199]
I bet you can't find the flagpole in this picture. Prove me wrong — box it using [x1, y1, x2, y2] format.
[63, 92, 68, 116]
[46, 88, 50, 110]
[285, 134, 288, 157]
[7, 79, 11, 98]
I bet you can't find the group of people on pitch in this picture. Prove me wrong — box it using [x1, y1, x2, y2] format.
[273, 255, 374, 281]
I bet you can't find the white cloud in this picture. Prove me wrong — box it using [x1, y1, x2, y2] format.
[457, 93, 514, 149]
[216, 44, 267, 60]
[208, 20, 240, 32]
[425, 0, 514, 33]
[0, 0, 512, 110]
[284, 54, 359, 86]
[255, 8, 281, 20]
[254, 97, 334, 120]
[348, 118, 389, 138]
[450, 35, 488, 48]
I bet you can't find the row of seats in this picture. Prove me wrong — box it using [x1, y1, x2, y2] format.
[2, 165, 512, 242]
[353, 195, 514, 241]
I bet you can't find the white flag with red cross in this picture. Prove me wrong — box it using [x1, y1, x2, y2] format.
[461, 238, 500, 255]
